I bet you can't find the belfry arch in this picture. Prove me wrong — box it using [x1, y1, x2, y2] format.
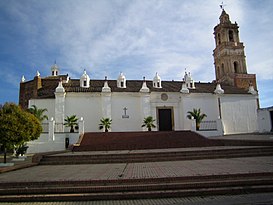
[234, 61, 239, 73]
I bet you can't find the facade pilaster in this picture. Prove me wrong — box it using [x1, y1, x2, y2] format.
[101, 92, 112, 119]
[140, 93, 151, 130]
[48, 117, 55, 141]
[54, 81, 66, 132]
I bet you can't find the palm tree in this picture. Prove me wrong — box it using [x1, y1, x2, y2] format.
[64, 115, 78, 133]
[99, 118, 112, 132]
[27, 105, 48, 122]
[141, 116, 156, 131]
[187, 108, 207, 130]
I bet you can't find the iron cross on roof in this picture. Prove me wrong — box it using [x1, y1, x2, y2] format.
[220, 2, 226, 10]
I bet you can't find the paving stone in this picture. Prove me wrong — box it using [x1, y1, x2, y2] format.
[0, 156, 273, 183]
[1, 133, 273, 204]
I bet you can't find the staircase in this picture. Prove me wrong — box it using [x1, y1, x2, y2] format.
[72, 131, 224, 151]
[2, 131, 273, 202]
[72, 131, 273, 152]
[1, 173, 273, 202]
[39, 146, 273, 165]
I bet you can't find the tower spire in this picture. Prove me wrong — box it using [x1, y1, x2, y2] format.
[220, 1, 226, 11]
[213, 8, 257, 90]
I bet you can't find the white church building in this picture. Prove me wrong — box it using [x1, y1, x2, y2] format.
[19, 9, 260, 152]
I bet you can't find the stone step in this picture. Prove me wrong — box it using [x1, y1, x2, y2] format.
[72, 131, 224, 151]
[1, 186, 273, 202]
[72, 131, 273, 152]
[0, 177, 273, 202]
[2, 178, 273, 195]
[39, 147, 273, 165]
[2, 172, 272, 188]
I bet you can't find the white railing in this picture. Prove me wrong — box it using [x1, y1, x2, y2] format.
[41, 123, 78, 133]
[55, 123, 65, 133]
[199, 120, 217, 131]
[41, 123, 49, 133]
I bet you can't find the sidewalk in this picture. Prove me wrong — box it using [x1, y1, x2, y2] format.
[0, 155, 273, 183]
[210, 133, 273, 141]
[0, 154, 37, 174]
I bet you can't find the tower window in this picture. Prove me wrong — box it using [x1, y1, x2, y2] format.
[217, 66, 220, 78]
[234, 61, 239, 73]
[217, 33, 221, 45]
[83, 80, 87, 87]
[228, 30, 234, 42]
[121, 81, 124, 87]
[221, 63, 225, 75]
[157, 82, 160, 87]
[52, 71, 54, 76]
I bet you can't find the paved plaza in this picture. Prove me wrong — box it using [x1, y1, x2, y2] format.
[0, 156, 273, 182]
[0, 133, 273, 204]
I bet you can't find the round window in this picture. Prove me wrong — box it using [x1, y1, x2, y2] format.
[161, 93, 168, 101]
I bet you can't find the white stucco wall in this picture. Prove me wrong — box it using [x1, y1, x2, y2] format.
[65, 93, 102, 132]
[258, 109, 272, 133]
[111, 93, 142, 131]
[29, 99, 55, 122]
[27, 133, 80, 153]
[220, 95, 258, 134]
[28, 91, 259, 135]
[182, 94, 219, 122]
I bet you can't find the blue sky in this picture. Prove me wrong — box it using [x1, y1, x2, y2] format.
[0, 0, 272, 108]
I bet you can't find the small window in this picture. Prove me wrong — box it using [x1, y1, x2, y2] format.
[221, 63, 225, 75]
[157, 82, 160, 87]
[52, 71, 54, 76]
[234, 61, 239, 73]
[121, 81, 124, 87]
[83, 80, 87, 87]
[229, 30, 234, 42]
[217, 66, 220, 79]
[217, 33, 221, 45]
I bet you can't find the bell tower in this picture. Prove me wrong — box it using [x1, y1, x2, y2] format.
[213, 9, 256, 89]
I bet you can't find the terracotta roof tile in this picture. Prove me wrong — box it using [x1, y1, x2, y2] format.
[35, 78, 250, 99]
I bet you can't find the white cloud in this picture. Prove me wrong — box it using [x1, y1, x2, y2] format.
[1, 0, 273, 106]
[23, 0, 217, 78]
[241, 3, 273, 80]
[2, 0, 237, 81]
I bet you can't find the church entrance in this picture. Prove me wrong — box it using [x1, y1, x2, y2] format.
[158, 108, 173, 131]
